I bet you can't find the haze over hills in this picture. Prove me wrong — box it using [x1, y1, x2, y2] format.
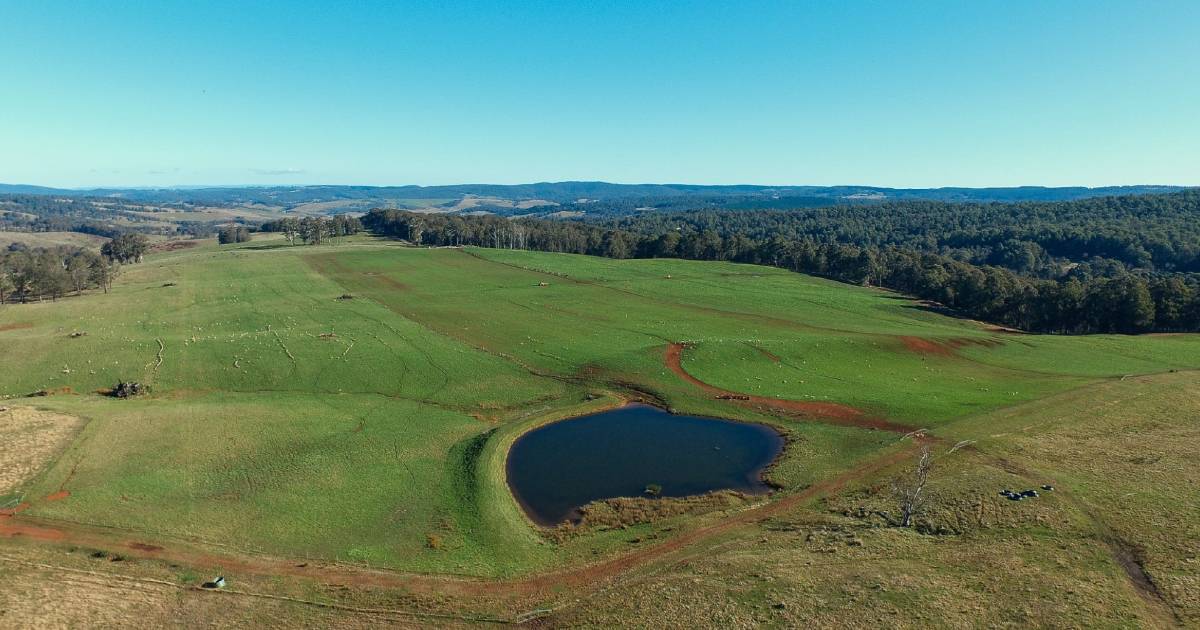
[0, 181, 1188, 209]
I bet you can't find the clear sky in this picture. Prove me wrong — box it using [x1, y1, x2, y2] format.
[1, 1, 1197, 188]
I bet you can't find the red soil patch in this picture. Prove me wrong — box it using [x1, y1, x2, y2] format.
[0, 503, 30, 516]
[0, 322, 34, 332]
[663, 344, 916, 433]
[0, 441, 925, 602]
[0, 519, 66, 541]
[44, 490, 70, 502]
[0, 506, 67, 542]
[899, 335, 1005, 357]
[29, 386, 73, 397]
[899, 335, 956, 356]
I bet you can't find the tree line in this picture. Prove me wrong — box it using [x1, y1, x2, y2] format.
[0, 194, 191, 239]
[259, 215, 363, 245]
[361, 208, 1199, 334]
[596, 190, 1200, 279]
[0, 233, 150, 303]
[1, 245, 115, 303]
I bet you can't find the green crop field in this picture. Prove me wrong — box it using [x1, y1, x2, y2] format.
[2, 238, 1198, 624]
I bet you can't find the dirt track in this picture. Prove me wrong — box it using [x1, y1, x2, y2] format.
[0, 340, 929, 615]
[0, 439, 922, 608]
[2, 344, 1171, 622]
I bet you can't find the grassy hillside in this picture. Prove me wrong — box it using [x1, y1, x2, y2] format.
[415, 248, 1197, 423]
[0, 230, 108, 249]
[2, 238, 1198, 593]
[552, 369, 1200, 627]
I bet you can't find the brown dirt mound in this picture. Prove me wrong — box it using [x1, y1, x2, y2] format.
[44, 491, 70, 502]
[663, 344, 915, 433]
[0, 322, 34, 332]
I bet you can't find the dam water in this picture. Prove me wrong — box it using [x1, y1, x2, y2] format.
[506, 404, 784, 525]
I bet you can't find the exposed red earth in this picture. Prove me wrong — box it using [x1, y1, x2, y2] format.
[898, 335, 1004, 357]
[664, 343, 918, 433]
[0, 442, 923, 603]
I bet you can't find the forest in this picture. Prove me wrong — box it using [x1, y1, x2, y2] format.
[0, 194, 214, 238]
[259, 215, 363, 244]
[360, 190, 1200, 334]
[596, 190, 1200, 277]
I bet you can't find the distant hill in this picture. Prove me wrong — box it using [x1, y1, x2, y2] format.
[0, 181, 1189, 209]
[0, 183, 72, 195]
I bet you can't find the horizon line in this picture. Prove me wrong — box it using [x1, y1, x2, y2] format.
[2, 181, 1195, 193]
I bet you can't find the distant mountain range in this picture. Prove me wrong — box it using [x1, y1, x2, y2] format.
[0, 181, 1189, 208]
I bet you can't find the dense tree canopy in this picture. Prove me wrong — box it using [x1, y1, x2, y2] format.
[260, 215, 363, 245]
[596, 190, 1200, 279]
[217, 225, 252, 244]
[1, 244, 116, 303]
[101, 233, 150, 263]
[361, 203, 1200, 335]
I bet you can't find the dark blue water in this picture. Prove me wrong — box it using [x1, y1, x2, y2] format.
[506, 404, 784, 525]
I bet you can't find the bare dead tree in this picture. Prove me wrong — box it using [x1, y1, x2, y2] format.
[887, 444, 933, 527]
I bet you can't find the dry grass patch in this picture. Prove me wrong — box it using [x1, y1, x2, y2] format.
[551, 517, 1151, 628]
[0, 545, 428, 628]
[969, 371, 1200, 624]
[0, 231, 108, 250]
[0, 407, 83, 495]
[551, 491, 754, 540]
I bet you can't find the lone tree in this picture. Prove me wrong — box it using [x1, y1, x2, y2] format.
[300, 217, 326, 245]
[218, 225, 252, 245]
[0, 267, 12, 304]
[89, 256, 117, 293]
[65, 251, 96, 295]
[886, 444, 933, 527]
[279, 217, 300, 245]
[101, 233, 149, 264]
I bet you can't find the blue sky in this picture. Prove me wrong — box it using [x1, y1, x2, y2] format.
[1, 1, 1197, 188]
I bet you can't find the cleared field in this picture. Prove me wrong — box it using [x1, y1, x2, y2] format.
[332, 247, 1199, 424]
[0, 241, 899, 576]
[0, 230, 108, 249]
[1, 239, 1197, 625]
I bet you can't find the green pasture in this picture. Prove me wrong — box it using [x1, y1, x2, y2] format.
[328, 246, 1200, 424]
[2, 239, 1198, 578]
